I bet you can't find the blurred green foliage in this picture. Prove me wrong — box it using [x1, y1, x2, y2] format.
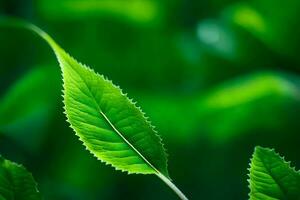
[0, 66, 60, 152]
[0, 0, 300, 199]
[0, 155, 41, 199]
[38, 0, 163, 26]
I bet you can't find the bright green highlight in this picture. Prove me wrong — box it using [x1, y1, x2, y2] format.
[230, 4, 266, 35]
[201, 72, 300, 109]
[38, 0, 160, 25]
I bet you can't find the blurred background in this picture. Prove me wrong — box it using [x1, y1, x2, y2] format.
[0, 0, 300, 199]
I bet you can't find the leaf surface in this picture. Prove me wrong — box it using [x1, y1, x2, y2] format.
[0, 155, 41, 200]
[249, 146, 300, 200]
[28, 24, 169, 177]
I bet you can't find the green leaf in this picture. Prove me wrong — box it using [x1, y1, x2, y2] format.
[0, 19, 188, 200]
[0, 19, 167, 176]
[60, 48, 168, 176]
[249, 146, 300, 200]
[29, 22, 170, 175]
[224, 1, 300, 61]
[0, 155, 41, 200]
[57, 40, 169, 177]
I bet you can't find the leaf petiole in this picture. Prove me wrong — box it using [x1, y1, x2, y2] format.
[156, 172, 189, 200]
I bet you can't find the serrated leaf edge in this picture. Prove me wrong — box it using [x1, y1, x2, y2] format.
[247, 146, 300, 199]
[0, 155, 41, 196]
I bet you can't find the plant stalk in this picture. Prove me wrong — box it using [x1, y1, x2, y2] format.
[156, 173, 189, 200]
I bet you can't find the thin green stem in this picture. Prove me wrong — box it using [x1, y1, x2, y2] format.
[156, 173, 189, 200]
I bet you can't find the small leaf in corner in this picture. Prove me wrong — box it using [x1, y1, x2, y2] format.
[249, 146, 300, 200]
[0, 155, 41, 200]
